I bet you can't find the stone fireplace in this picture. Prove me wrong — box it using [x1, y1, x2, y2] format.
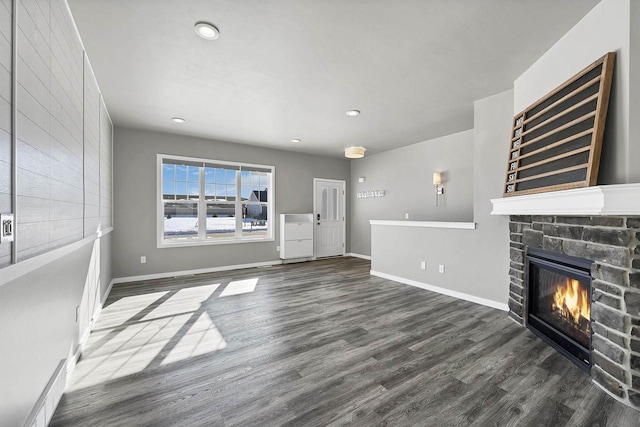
[492, 184, 640, 411]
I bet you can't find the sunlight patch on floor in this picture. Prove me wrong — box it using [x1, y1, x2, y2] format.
[219, 278, 258, 297]
[68, 284, 223, 390]
[161, 311, 227, 365]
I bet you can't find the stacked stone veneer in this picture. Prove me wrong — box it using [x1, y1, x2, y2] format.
[508, 215, 640, 410]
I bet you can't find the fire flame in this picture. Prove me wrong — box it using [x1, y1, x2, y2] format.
[552, 278, 590, 326]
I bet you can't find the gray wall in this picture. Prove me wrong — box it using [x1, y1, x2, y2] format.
[370, 90, 512, 306]
[349, 130, 473, 256]
[0, 1, 114, 425]
[112, 127, 350, 279]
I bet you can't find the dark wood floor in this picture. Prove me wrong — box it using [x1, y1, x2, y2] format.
[51, 257, 639, 426]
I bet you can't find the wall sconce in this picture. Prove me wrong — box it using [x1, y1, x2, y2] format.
[433, 172, 444, 206]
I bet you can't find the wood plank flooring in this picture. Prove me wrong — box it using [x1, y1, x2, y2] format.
[51, 257, 640, 426]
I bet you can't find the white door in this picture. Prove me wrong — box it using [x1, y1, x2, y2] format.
[314, 179, 345, 258]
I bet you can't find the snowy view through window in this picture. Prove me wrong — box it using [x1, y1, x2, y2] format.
[161, 157, 272, 243]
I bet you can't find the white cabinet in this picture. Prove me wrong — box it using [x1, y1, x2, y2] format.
[280, 214, 313, 261]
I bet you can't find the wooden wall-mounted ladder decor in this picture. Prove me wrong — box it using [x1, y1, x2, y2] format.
[503, 52, 615, 197]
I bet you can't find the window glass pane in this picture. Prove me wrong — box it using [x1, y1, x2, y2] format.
[176, 182, 187, 200]
[332, 187, 339, 221]
[176, 165, 187, 181]
[206, 203, 236, 239]
[240, 186, 251, 200]
[163, 164, 175, 181]
[188, 165, 199, 182]
[226, 185, 236, 198]
[260, 174, 267, 189]
[163, 202, 199, 240]
[188, 183, 200, 199]
[205, 167, 215, 182]
[321, 188, 328, 220]
[226, 169, 236, 184]
[215, 185, 226, 199]
[214, 168, 226, 183]
[205, 184, 215, 199]
[162, 181, 175, 200]
[242, 203, 268, 237]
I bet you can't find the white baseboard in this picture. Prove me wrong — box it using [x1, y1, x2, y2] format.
[346, 253, 371, 261]
[370, 270, 509, 312]
[112, 260, 283, 285]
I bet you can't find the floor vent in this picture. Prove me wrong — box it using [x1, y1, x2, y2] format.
[23, 359, 67, 427]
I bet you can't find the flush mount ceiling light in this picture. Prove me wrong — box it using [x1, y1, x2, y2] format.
[345, 146, 366, 159]
[346, 110, 361, 116]
[290, 138, 301, 143]
[171, 117, 186, 123]
[194, 22, 220, 40]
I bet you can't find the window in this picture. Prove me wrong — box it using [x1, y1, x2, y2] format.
[158, 154, 274, 247]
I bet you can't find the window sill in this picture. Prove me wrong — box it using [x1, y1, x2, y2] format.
[158, 236, 275, 249]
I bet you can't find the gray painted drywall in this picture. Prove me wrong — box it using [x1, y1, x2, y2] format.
[514, 0, 640, 184]
[349, 130, 473, 256]
[0, 232, 112, 427]
[112, 127, 350, 279]
[370, 90, 512, 305]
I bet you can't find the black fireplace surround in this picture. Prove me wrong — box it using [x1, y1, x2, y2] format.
[526, 248, 593, 372]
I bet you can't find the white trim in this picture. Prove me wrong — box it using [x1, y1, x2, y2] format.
[370, 270, 509, 311]
[0, 228, 113, 287]
[112, 260, 283, 285]
[369, 220, 476, 229]
[490, 184, 640, 216]
[313, 178, 347, 258]
[346, 252, 371, 260]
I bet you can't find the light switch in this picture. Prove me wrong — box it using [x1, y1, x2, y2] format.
[0, 214, 14, 243]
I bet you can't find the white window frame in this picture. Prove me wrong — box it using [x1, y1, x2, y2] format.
[157, 154, 275, 248]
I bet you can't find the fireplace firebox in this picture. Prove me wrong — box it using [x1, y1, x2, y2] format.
[526, 248, 593, 372]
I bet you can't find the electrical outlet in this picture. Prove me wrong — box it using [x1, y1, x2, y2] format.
[276, 245, 280, 252]
[420, 261, 426, 270]
[140, 256, 146, 264]
[405, 213, 410, 220]
[0, 214, 14, 243]
[439, 264, 445, 274]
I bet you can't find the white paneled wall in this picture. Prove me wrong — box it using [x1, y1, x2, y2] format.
[15, 0, 54, 260]
[83, 56, 99, 236]
[3, 0, 112, 262]
[99, 96, 112, 228]
[49, 0, 83, 249]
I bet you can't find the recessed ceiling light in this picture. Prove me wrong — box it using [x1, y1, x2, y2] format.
[291, 138, 301, 143]
[346, 110, 360, 116]
[194, 22, 220, 40]
[171, 117, 186, 123]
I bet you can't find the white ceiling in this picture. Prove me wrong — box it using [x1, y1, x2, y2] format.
[68, 0, 599, 158]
